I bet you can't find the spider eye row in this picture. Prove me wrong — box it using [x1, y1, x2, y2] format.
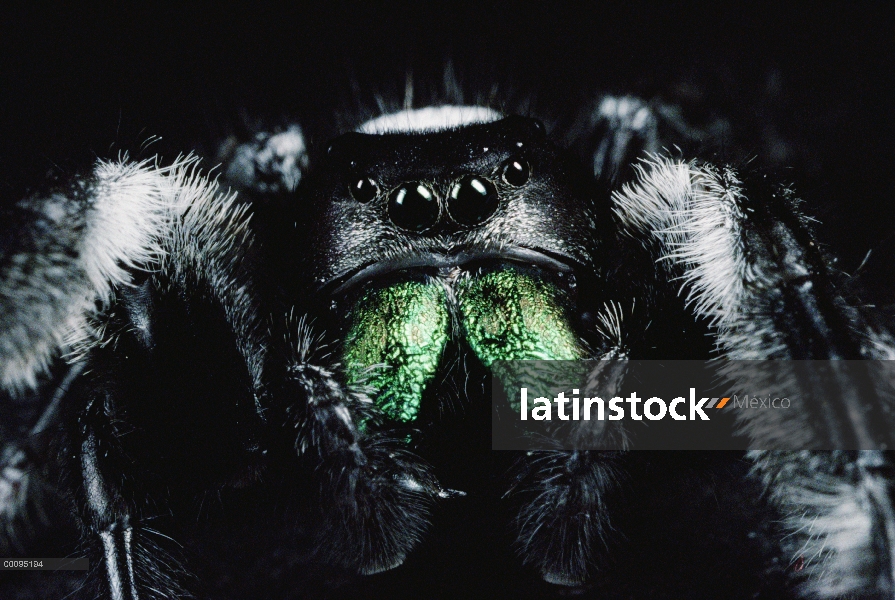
[349, 157, 531, 232]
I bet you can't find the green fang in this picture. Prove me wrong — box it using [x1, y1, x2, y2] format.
[342, 280, 449, 422]
[457, 269, 585, 366]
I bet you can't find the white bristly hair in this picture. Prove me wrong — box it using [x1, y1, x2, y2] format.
[0, 155, 236, 394]
[358, 105, 502, 134]
[612, 156, 747, 330]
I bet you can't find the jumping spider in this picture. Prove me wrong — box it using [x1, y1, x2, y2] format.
[1, 96, 894, 599]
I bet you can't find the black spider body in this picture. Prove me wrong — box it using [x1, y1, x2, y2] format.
[2, 97, 895, 600]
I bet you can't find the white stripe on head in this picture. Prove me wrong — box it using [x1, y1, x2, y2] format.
[358, 106, 503, 134]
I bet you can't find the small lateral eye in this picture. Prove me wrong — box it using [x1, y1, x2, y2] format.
[350, 177, 379, 203]
[501, 158, 530, 187]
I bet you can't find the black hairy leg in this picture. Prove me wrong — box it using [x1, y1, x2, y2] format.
[279, 324, 440, 575]
[611, 154, 895, 598]
[503, 450, 624, 586]
[71, 394, 192, 600]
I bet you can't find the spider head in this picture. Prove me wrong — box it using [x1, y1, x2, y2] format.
[304, 111, 606, 288]
[295, 108, 610, 426]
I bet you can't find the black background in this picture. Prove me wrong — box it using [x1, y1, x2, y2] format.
[1, 3, 893, 598]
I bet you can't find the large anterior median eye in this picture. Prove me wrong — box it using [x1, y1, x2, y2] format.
[447, 176, 498, 226]
[388, 183, 440, 232]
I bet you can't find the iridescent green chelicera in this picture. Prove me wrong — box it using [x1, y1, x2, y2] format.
[457, 268, 585, 366]
[342, 267, 584, 422]
[342, 280, 449, 422]
[457, 269, 586, 414]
